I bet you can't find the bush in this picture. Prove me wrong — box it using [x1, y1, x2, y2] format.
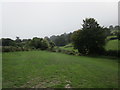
[47, 48, 56, 52]
[2, 46, 30, 52]
[72, 18, 106, 55]
[105, 50, 119, 57]
[2, 46, 13, 52]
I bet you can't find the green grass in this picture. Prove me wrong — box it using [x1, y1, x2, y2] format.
[3, 51, 118, 88]
[106, 36, 118, 40]
[60, 39, 119, 52]
[59, 43, 78, 52]
[105, 40, 119, 51]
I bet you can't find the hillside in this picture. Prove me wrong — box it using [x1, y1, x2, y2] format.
[105, 39, 119, 51]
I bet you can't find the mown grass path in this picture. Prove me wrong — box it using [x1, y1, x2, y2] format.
[2, 51, 118, 88]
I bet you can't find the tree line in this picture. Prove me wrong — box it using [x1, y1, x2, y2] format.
[1, 18, 119, 56]
[1, 36, 55, 52]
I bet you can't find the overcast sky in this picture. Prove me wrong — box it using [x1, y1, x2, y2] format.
[1, 2, 118, 39]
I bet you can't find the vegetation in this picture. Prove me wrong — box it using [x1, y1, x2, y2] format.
[50, 33, 72, 46]
[70, 18, 119, 57]
[109, 25, 120, 37]
[105, 40, 119, 51]
[29, 37, 48, 50]
[72, 18, 107, 55]
[2, 38, 16, 46]
[1, 37, 55, 52]
[2, 18, 119, 88]
[3, 51, 118, 88]
[59, 43, 78, 52]
[1, 18, 119, 57]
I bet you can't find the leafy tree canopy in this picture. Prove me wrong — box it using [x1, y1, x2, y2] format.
[72, 18, 106, 55]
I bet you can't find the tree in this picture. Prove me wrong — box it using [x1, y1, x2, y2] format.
[50, 33, 72, 46]
[67, 32, 72, 43]
[2, 38, 16, 46]
[54, 36, 66, 46]
[15, 37, 21, 43]
[49, 41, 55, 49]
[29, 37, 42, 49]
[41, 39, 49, 50]
[29, 37, 48, 50]
[108, 25, 120, 36]
[15, 37, 22, 47]
[103, 27, 111, 36]
[109, 25, 114, 30]
[72, 18, 106, 55]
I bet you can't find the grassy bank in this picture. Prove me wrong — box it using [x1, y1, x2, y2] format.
[105, 39, 119, 51]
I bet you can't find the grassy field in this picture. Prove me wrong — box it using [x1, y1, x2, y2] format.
[2, 51, 118, 88]
[59, 43, 78, 52]
[105, 40, 119, 51]
[60, 39, 119, 52]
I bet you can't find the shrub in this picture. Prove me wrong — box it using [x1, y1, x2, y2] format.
[2, 46, 12, 52]
[105, 50, 119, 57]
[2, 46, 31, 52]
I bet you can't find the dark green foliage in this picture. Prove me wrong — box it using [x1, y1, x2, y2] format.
[114, 25, 120, 30]
[103, 27, 111, 36]
[21, 39, 31, 49]
[71, 30, 81, 49]
[48, 41, 55, 50]
[2, 46, 14, 52]
[50, 33, 72, 46]
[55, 36, 66, 46]
[1, 37, 51, 52]
[2, 46, 29, 52]
[44, 36, 55, 50]
[29, 37, 43, 49]
[105, 50, 119, 57]
[117, 28, 120, 40]
[41, 39, 49, 50]
[109, 25, 114, 30]
[2, 38, 16, 46]
[15, 37, 22, 47]
[72, 18, 106, 55]
[29, 37, 48, 50]
[1, 37, 31, 52]
[15, 37, 21, 43]
[109, 25, 120, 36]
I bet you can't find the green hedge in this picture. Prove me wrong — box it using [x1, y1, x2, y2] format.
[2, 46, 30, 52]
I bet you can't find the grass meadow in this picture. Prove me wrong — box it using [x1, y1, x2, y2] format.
[2, 50, 118, 88]
[59, 44, 78, 52]
[105, 40, 119, 51]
